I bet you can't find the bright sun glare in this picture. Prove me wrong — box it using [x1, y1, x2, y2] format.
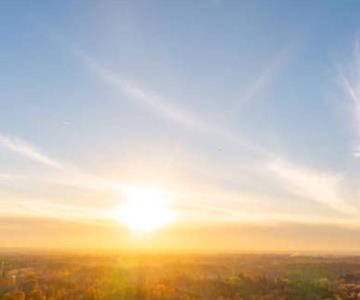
[116, 186, 175, 233]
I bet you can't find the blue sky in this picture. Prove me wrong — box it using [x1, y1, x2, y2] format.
[2, 1, 360, 245]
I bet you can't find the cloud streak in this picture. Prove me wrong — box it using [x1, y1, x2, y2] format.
[78, 52, 355, 216]
[0, 43, 344, 221]
[266, 158, 353, 215]
[80, 53, 265, 155]
[0, 133, 127, 194]
[230, 44, 298, 113]
[0, 134, 63, 170]
[340, 41, 360, 157]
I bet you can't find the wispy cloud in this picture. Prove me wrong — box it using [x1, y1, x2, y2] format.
[79, 53, 265, 155]
[0, 133, 126, 193]
[0, 128, 354, 219]
[230, 44, 298, 112]
[77, 52, 356, 216]
[0, 134, 63, 170]
[0, 173, 12, 180]
[340, 41, 360, 157]
[266, 158, 353, 215]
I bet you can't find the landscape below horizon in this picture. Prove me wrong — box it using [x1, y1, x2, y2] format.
[2, 252, 360, 299]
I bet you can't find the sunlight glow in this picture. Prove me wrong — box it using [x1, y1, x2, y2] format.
[116, 186, 175, 233]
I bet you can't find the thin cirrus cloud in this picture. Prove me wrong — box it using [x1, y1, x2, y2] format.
[340, 41, 360, 158]
[266, 158, 353, 216]
[0, 46, 354, 220]
[79, 52, 355, 216]
[0, 131, 354, 218]
[0, 173, 12, 180]
[0, 125, 353, 218]
[79, 52, 265, 156]
[0, 134, 64, 170]
[0, 133, 124, 193]
[229, 42, 300, 114]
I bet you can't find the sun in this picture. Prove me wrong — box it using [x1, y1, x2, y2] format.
[116, 186, 175, 233]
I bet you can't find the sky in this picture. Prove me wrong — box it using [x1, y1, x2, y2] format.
[2, 1, 360, 251]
